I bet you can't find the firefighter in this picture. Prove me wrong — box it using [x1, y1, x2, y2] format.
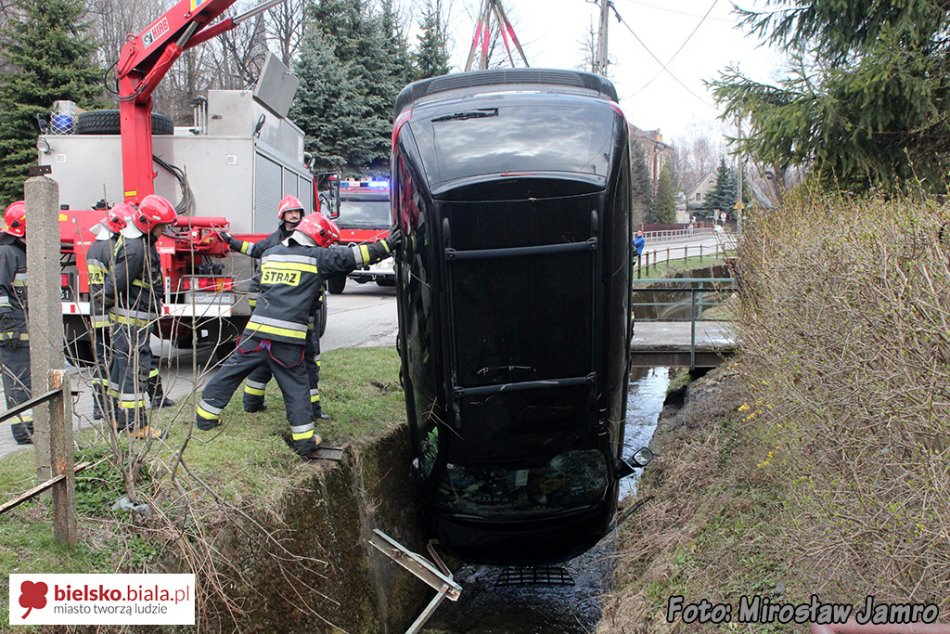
[103, 194, 177, 439]
[0, 201, 32, 444]
[196, 212, 400, 457]
[218, 195, 330, 420]
[86, 203, 134, 420]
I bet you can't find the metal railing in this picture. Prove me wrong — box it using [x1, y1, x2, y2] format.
[631, 277, 736, 370]
[635, 241, 732, 279]
[643, 227, 714, 243]
[0, 370, 81, 545]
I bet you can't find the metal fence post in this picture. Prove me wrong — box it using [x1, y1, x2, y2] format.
[25, 175, 65, 483]
[690, 287, 697, 371]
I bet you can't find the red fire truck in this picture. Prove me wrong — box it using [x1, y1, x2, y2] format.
[40, 0, 323, 360]
[325, 178, 394, 294]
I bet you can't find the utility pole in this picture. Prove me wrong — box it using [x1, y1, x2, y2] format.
[595, 0, 611, 76]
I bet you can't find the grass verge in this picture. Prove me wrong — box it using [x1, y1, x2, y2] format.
[0, 346, 404, 627]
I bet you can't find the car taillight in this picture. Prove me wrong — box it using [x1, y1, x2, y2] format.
[61, 274, 70, 286]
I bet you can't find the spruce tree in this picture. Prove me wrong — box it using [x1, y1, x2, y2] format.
[652, 164, 677, 224]
[630, 138, 653, 225]
[709, 158, 738, 215]
[414, 0, 451, 80]
[0, 0, 102, 201]
[302, 0, 412, 173]
[291, 26, 370, 172]
[710, 0, 949, 193]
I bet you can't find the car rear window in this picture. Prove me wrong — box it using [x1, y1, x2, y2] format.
[410, 101, 615, 187]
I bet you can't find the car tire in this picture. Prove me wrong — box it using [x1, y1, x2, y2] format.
[327, 276, 346, 295]
[76, 110, 175, 135]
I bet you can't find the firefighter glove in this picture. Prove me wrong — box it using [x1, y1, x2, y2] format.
[366, 238, 393, 263]
[216, 230, 233, 246]
[385, 227, 403, 251]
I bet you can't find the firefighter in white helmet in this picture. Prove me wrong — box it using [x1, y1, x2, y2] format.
[0, 201, 32, 444]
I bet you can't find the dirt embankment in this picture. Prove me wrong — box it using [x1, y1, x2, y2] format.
[205, 424, 430, 633]
[598, 365, 770, 633]
[598, 195, 949, 634]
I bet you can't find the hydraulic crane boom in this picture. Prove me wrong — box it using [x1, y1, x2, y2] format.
[116, 0, 289, 204]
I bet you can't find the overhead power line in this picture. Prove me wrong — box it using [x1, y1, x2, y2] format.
[609, 3, 717, 108]
[618, 0, 732, 23]
[630, 0, 720, 97]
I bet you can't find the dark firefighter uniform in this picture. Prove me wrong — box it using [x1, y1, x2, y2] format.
[0, 232, 31, 444]
[197, 234, 395, 455]
[104, 230, 164, 432]
[226, 228, 328, 419]
[86, 229, 118, 420]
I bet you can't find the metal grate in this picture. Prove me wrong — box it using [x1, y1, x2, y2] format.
[495, 566, 575, 588]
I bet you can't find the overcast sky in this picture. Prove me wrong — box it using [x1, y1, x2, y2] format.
[435, 0, 785, 144]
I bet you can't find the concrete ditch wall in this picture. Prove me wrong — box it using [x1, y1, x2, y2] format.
[213, 424, 431, 633]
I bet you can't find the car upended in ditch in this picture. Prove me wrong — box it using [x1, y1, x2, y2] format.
[391, 69, 651, 566]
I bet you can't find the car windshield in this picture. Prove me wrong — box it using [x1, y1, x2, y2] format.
[337, 196, 390, 228]
[411, 101, 615, 187]
[435, 449, 609, 518]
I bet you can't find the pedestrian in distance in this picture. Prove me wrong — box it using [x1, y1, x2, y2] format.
[217, 195, 330, 420]
[0, 201, 32, 444]
[85, 203, 135, 421]
[196, 212, 401, 458]
[633, 229, 646, 258]
[103, 194, 178, 440]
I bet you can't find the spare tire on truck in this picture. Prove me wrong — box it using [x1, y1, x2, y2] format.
[76, 110, 174, 135]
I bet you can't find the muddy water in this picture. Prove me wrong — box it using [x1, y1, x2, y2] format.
[423, 369, 670, 633]
[620, 367, 670, 500]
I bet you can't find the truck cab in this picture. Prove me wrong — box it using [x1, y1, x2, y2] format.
[325, 179, 394, 294]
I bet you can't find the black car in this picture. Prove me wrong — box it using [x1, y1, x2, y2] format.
[391, 69, 649, 565]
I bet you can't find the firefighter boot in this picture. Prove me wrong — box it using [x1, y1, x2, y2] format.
[10, 421, 32, 445]
[312, 404, 330, 421]
[130, 425, 167, 441]
[243, 394, 267, 413]
[293, 434, 323, 459]
[148, 374, 175, 409]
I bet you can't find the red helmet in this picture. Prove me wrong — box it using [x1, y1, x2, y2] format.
[104, 203, 134, 234]
[132, 195, 177, 233]
[277, 195, 305, 219]
[3, 201, 25, 238]
[296, 212, 340, 248]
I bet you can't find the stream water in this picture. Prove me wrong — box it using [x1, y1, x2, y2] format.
[424, 368, 671, 633]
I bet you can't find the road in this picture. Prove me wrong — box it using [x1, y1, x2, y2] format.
[0, 233, 722, 459]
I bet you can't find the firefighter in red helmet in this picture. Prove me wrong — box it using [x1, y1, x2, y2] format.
[0, 201, 32, 444]
[218, 195, 331, 419]
[86, 203, 133, 420]
[197, 212, 398, 457]
[103, 194, 177, 439]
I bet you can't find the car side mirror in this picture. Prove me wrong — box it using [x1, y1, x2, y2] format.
[617, 447, 654, 479]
